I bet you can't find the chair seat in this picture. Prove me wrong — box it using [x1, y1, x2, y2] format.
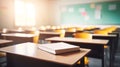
[0, 52, 6, 67]
[77, 57, 89, 65]
[104, 45, 108, 48]
[0, 53, 6, 57]
[74, 32, 91, 66]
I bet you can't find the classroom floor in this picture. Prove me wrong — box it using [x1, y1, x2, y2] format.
[88, 37, 120, 67]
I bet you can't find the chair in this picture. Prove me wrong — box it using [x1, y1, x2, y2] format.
[0, 52, 6, 67]
[30, 30, 40, 44]
[74, 32, 92, 39]
[93, 30, 108, 48]
[76, 27, 83, 32]
[84, 26, 96, 31]
[54, 29, 65, 38]
[103, 26, 117, 33]
[94, 30, 108, 35]
[93, 30, 110, 63]
[73, 32, 91, 67]
[65, 27, 76, 37]
[66, 27, 76, 32]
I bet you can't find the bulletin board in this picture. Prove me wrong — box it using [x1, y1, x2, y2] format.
[61, 1, 120, 25]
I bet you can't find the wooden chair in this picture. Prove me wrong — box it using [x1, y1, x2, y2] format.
[93, 30, 108, 48]
[94, 30, 108, 35]
[93, 30, 109, 60]
[103, 26, 117, 33]
[74, 32, 92, 39]
[30, 30, 40, 44]
[0, 52, 6, 67]
[73, 32, 91, 67]
[66, 27, 76, 32]
[76, 27, 83, 32]
[54, 29, 65, 38]
[84, 26, 96, 31]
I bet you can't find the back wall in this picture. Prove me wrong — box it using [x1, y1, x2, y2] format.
[61, 1, 120, 25]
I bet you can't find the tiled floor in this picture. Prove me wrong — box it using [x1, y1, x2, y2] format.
[88, 38, 120, 67]
[89, 58, 102, 67]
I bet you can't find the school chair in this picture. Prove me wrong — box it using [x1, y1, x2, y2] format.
[66, 27, 76, 32]
[30, 30, 40, 44]
[73, 32, 92, 67]
[84, 26, 96, 31]
[93, 30, 110, 61]
[54, 29, 65, 38]
[93, 30, 108, 48]
[0, 52, 6, 67]
[76, 27, 83, 32]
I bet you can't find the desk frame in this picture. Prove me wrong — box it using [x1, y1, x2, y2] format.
[93, 33, 118, 67]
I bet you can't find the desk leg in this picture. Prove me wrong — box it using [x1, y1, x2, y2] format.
[109, 38, 116, 67]
[109, 36, 118, 67]
[73, 57, 85, 67]
[102, 46, 104, 67]
[109, 46, 112, 67]
[79, 57, 85, 67]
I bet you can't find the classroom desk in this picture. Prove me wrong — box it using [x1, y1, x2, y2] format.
[83, 28, 100, 31]
[39, 32, 61, 43]
[0, 42, 91, 67]
[64, 31, 117, 61]
[40, 31, 60, 36]
[0, 39, 13, 47]
[92, 34, 118, 67]
[1, 33, 35, 44]
[7, 30, 25, 33]
[65, 31, 75, 37]
[45, 37, 109, 67]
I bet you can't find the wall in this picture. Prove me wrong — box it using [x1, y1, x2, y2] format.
[0, 0, 119, 29]
[51, 0, 120, 26]
[0, 0, 14, 29]
[61, 1, 120, 25]
[0, 0, 50, 29]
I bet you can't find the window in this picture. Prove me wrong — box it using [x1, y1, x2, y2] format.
[14, 0, 36, 27]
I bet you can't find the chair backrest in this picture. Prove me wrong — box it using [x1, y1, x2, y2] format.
[0, 52, 6, 57]
[76, 27, 83, 31]
[74, 32, 92, 39]
[94, 30, 108, 35]
[103, 26, 117, 33]
[84, 26, 96, 31]
[30, 30, 40, 44]
[54, 29, 65, 38]
[66, 27, 76, 32]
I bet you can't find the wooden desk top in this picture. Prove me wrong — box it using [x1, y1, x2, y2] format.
[0, 42, 90, 66]
[0, 39, 13, 45]
[92, 34, 117, 38]
[2, 33, 35, 37]
[46, 37, 109, 45]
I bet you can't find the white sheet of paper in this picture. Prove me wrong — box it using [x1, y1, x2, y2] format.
[84, 15, 90, 21]
[95, 10, 101, 20]
[109, 4, 116, 10]
[96, 5, 102, 10]
[79, 8, 85, 12]
[68, 7, 74, 12]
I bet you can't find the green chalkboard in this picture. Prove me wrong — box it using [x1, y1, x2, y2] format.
[61, 1, 120, 25]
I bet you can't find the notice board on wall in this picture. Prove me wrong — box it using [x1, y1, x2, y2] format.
[61, 1, 120, 25]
